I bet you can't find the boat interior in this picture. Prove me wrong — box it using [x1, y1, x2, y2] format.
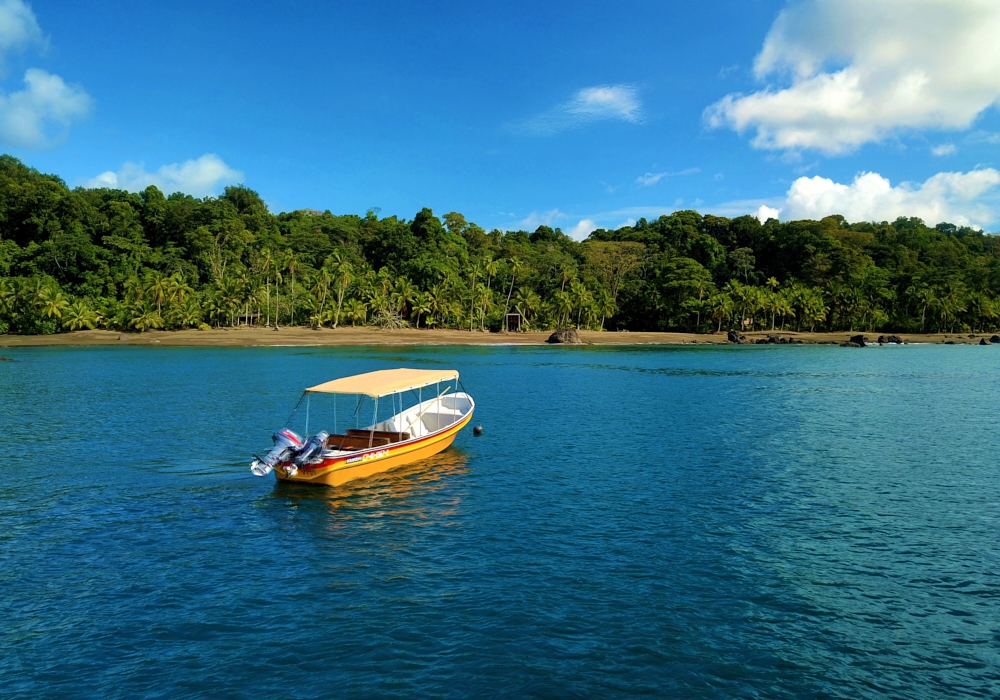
[322, 392, 474, 455]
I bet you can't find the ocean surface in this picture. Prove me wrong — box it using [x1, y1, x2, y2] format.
[1, 343, 998, 698]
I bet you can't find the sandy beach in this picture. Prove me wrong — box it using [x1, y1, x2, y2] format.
[1, 327, 995, 347]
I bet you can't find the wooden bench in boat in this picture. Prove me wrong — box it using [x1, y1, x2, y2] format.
[325, 434, 392, 451]
[345, 429, 410, 443]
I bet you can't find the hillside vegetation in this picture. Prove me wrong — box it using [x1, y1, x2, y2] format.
[1, 155, 999, 335]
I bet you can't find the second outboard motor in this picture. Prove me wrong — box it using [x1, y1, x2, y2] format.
[250, 429, 303, 476]
[292, 431, 330, 468]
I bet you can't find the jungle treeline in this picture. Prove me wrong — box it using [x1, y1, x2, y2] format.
[1, 155, 999, 335]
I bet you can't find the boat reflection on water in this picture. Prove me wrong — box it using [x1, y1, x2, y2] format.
[266, 447, 471, 525]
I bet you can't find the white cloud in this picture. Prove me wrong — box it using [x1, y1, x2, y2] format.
[783, 168, 1000, 227]
[636, 172, 666, 187]
[0, 0, 43, 72]
[0, 3, 90, 148]
[568, 219, 597, 240]
[706, 0, 1000, 154]
[932, 144, 956, 156]
[86, 154, 244, 197]
[511, 85, 642, 135]
[969, 131, 1000, 145]
[635, 167, 700, 187]
[0, 68, 91, 147]
[756, 205, 782, 222]
[516, 208, 567, 230]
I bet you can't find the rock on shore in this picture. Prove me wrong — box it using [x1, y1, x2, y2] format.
[547, 329, 582, 344]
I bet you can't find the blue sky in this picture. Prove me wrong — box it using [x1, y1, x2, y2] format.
[5, 0, 1000, 235]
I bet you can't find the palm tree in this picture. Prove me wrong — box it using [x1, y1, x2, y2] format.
[502, 257, 522, 332]
[143, 271, 168, 316]
[481, 256, 500, 330]
[595, 291, 616, 331]
[906, 284, 937, 332]
[513, 288, 541, 326]
[311, 265, 332, 327]
[37, 286, 69, 320]
[166, 273, 194, 305]
[218, 276, 243, 327]
[935, 288, 967, 333]
[410, 291, 432, 328]
[801, 290, 828, 332]
[724, 280, 754, 331]
[258, 248, 274, 326]
[392, 278, 416, 317]
[130, 304, 164, 332]
[554, 290, 574, 328]
[62, 301, 99, 330]
[708, 293, 734, 332]
[0, 278, 15, 316]
[169, 296, 203, 329]
[569, 279, 592, 329]
[330, 253, 354, 329]
[284, 250, 299, 326]
[343, 298, 367, 326]
[775, 292, 795, 331]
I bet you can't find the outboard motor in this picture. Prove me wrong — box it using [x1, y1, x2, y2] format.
[292, 431, 330, 468]
[250, 429, 303, 476]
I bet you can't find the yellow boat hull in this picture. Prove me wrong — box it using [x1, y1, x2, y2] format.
[276, 410, 473, 488]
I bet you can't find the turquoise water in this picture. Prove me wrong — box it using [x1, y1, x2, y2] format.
[1, 344, 999, 698]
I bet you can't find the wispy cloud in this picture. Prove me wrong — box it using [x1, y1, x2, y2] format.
[635, 167, 700, 187]
[0, 0, 45, 75]
[968, 130, 1000, 145]
[86, 154, 244, 197]
[510, 85, 642, 136]
[517, 209, 568, 229]
[932, 144, 956, 156]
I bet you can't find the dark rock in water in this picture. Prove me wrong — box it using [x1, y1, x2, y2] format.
[849, 334, 867, 347]
[0, 356, 13, 362]
[944, 340, 955, 345]
[886, 335, 903, 344]
[980, 338, 991, 345]
[991, 335, 1000, 344]
[841, 341, 865, 348]
[727, 330, 746, 344]
[755, 338, 769, 344]
[795, 340, 805, 344]
[877, 335, 886, 344]
[547, 329, 581, 344]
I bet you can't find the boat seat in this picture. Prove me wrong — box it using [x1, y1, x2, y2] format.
[325, 434, 392, 451]
[346, 429, 410, 443]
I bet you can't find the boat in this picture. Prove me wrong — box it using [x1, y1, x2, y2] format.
[250, 368, 475, 487]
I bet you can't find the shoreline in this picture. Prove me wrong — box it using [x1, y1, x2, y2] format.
[1, 327, 996, 347]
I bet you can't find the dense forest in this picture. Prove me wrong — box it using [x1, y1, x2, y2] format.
[1, 155, 999, 336]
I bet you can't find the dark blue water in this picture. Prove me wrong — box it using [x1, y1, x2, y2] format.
[1, 344, 999, 698]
